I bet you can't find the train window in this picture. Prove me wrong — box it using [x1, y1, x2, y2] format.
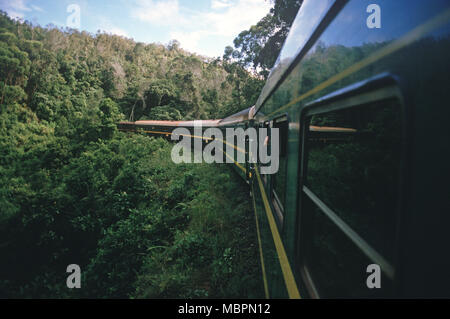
[260, 122, 271, 186]
[271, 117, 288, 224]
[301, 97, 402, 297]
[302, 195, 393, 298]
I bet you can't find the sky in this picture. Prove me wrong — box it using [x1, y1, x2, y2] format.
[0, 0, 272, 57]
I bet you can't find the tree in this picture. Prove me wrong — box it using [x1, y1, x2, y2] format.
[225, 0, 303, 77]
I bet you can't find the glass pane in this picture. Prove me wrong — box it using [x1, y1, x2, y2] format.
[303, 196, 393, 298]
[272, 120, 288, 208]
[305, 99, 402, 261]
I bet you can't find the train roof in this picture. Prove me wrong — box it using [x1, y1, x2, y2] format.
[130, 119, 222, 127]
[217, 107, 252, 126]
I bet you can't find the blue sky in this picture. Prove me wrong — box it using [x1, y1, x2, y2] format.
[0, 0, 272, 57]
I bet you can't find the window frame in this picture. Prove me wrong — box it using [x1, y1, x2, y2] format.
[269, 114, 289, 231]
[296, 73, 407, 298]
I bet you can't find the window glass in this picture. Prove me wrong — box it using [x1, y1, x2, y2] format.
[302, 196, 393, 298]
[304, 99, 402, 262]
[272, 120, 288, 210]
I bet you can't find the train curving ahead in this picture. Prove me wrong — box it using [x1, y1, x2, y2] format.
[119, 0, 450, 298]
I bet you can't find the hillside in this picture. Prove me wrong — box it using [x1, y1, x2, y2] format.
[0, 11, 264, 298]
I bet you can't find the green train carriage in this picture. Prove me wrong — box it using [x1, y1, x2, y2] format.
[248, 0, 450, 298]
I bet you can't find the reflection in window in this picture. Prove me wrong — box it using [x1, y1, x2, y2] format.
[303, 196, 393, 298]
[272, 119, 288, 212]
[302, 98, 402, 297]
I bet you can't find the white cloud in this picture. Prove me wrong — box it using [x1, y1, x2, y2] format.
[169, 30, 204, 53]
[132, 0, 272, 56]
[30, 4, 44, 12]
[0, 0, 45, 19]
[131, 0, 271, 37]
[179, 0, 271, 56]
[4, 10, 24, 19]
[204, 0, 271, 37]
[211, 0, 232, 9]
[96, 17, 129, 37]
[8, 0, 31, 12]
[131, 0, 183, 26]
[0, 0, 28, 19]
[107, 27, 129, 37]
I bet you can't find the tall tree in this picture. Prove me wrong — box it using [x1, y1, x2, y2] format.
[225, 0, 303, 78]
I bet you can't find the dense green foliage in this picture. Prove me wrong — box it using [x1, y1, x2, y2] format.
[0, 131, 262, 298]
[0, 11, 263, 122]
[0, 11, 265, 298]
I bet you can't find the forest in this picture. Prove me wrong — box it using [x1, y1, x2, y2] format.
[0, 0, 301, 298]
